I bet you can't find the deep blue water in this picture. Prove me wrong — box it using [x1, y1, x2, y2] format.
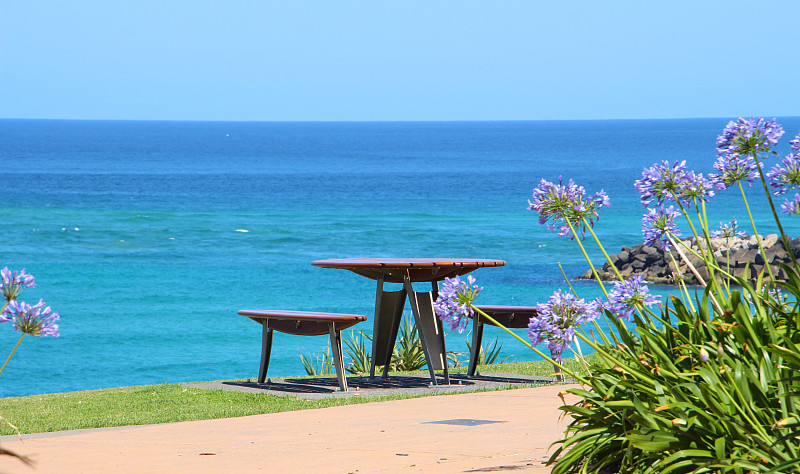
[1, 118, 799, 397]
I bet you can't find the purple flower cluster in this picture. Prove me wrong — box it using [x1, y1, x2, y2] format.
[781, 194, 800, 216]
[607, 275, 661, 320]
[0, 299, 60, 337]
[709, 153, 759, 190]
[641, 205, 681, 250]
[634, 160, 714, 207]
[433, 275, 482, 333]
[527, 177, 609, 239]
[529, 290, 601, 361]
[767, 153, 800, 196]
[758, 130, 800, 216]
[710, 219, 746, 238]
[1, 267, 36, 302]
[716, 117, 784, 158]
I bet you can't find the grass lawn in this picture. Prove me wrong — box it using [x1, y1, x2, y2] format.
[0, 356, 590, 435]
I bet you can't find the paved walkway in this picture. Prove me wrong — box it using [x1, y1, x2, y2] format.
[0, 384, 577, 473]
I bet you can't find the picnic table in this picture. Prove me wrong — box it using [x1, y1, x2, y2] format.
[311, 258, 505, 385]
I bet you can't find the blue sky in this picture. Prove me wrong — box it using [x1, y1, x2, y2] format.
[1, 1, 799, 122]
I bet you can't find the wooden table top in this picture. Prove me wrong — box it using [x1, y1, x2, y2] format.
[311, 258, 505, 283]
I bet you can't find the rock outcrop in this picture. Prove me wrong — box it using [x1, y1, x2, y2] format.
[579, 234, 800, 285]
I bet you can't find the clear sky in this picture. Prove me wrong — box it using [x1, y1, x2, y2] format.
[1, 1, 798, 122]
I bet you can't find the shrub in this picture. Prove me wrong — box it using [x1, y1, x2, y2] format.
[435, 118, 800, 472]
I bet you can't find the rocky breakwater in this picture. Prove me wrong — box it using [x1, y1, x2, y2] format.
[579, 234, 800, 285]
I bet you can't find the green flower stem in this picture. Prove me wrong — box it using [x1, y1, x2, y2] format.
[670, 234, 727, 295]
[558, 263, 579, 296]
[722, 235, 732, 291]
[696, 200, 722, 287]
[752, 150, 799, 270]
[470, 305, 589, 385]
[670, 232, 736, 287]
[570, 339, 591, 376]
[716, 361, 773, 442]
[670, 191, 704, 254]
[738, 181, 776, 281]
[666, 252, 697, 313]
[668, 235, 723, 314]
[582, 218, 624, 282]
[670, 195, 729, 296]
[0, 333, 26, 377]
[565, 219, 610, 299]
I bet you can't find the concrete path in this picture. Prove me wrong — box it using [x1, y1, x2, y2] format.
[0, 384, 577, 473]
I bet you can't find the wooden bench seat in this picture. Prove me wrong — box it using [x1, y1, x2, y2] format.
[238, 309, 367, 392]
[468, 305, 537, 377]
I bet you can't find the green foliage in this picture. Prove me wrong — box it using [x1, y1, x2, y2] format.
[0, 383, 406, 435]
[344, 330, 371, 374]
[522, 120, 800, 472]
[0, 356, 585, 435]
[466, 336, 513, 366]
[550, 273, 800, 473]
[390, 318, 427, 371]
[305, 318, 516, 375]
[299, 348, 333, 376]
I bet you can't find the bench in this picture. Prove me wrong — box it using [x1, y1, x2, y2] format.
[237, 309, 368, 392]
[467, 305, 537, 377]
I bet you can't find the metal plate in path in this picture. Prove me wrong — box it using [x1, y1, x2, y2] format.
[425, 419, 506, 426]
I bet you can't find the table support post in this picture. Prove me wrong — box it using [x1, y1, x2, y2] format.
[369, 277, 383, 379]
[404, 272, 450, 385]
[370, 277, 404, 379]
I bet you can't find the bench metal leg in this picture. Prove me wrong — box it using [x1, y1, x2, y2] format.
[467, 319, 484, 377]
[258, 323, 274, 384]
[404, 272, 449, 385]
[328, 323, 348, 391]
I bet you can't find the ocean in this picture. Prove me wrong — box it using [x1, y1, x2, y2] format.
[2, 117, 799, 397]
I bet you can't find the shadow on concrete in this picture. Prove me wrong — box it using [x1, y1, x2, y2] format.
[185, 373, 555, 400]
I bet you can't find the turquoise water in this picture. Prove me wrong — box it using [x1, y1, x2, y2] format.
[2, 118, 800, 397]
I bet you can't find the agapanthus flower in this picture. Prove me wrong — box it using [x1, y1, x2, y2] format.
[709, 153, 759, 190]
[767, 153, 800, 195]
[716, 117, 784, 158]
[790, 131, 800, 154]
[529, 289, 601, 362]
[641, 205, 681, 250]
[527, 177, 609, 239]
[433, 275, 482, 333]
[0, 299, 59, 337]
[668, 272, 684, 284]
[679, 170, 715, 203]
[634, 160, 712, 207]
[747, 284, 788, 308]
[763, 285, 785, 304]
[780, 194, 800, 216]
[607, 275, 661, 320]
[1, 267, 36, 302]
[710, 219, 746, 238]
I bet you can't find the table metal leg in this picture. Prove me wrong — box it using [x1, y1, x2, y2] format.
[370, 277, 405, 379]
[403, 272, 449, 385]
[258, 322, 273, 384]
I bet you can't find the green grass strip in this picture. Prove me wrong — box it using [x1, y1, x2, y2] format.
[0, 357, 592, 435]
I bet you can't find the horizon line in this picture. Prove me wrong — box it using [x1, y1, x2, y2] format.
[3, 115, 799, 124]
